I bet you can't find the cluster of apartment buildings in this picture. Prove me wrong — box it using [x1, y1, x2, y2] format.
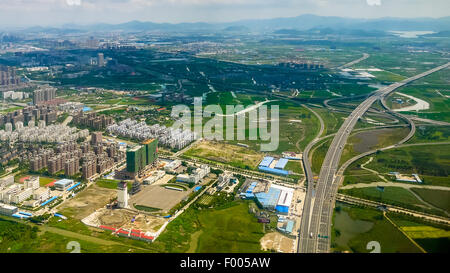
[0, 104, 59, 128]
[107, 118, 196, 150]
[28, 133, 125, 179]
[72, 111, 114, 130]
[0, 120, 89, 143]
[0, 65, 20, 86]
[58, 101, 85, 113]
[1, 90, 29, 100]
[33, 85, 57, 105]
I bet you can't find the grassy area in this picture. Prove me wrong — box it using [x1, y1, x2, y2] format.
[408, 126, 450, 144]
[315, 107, 346, 136]
[311, 138, 331, 174]
[331, 203, 422, 253]
[133, 204, 161, 212]
[340, 127, 410, 166]
[284, 160, 303, 174]
[96, 178, 132, 191]
[387, 213, 450, 253]
[370, 70, 406, 82]
[345, 144, 450, 187]
[183, 140, 264, 170]
[339, 186, 444, 216]
[410, 188, 450, 214]
[195, 202, 266, 252]
[0, 216, 148, 253]
[390, 69, 450, 122]
[154, 200, 266, 253]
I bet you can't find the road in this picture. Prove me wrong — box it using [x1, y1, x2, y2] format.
[298, 62, 450, 253]
[296, 104, 324, 252]
[337, 53, 370, 69]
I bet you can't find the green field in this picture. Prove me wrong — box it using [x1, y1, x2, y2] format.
[387, 213, 450, 253]
[345, 144, 450, 187]
[96, 178, 132, 190]
[311, 138, 331, 174]
[154, 201, 266, 253]
[195, 202, 265, 252]
[408, 126, 450, 144]
[410, 188, 450, 214]
[183, 141, 264, 170]
[0, 216, 149, 253]
[284, 160, 303, 174]
[331, 203, 422, 253]
[340, 127, 410, 166]
[339, 186, 444, 216]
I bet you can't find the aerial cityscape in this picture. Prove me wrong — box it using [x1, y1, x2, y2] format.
[0, 0, 449, 261]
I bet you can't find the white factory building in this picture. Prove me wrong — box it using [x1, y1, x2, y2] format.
[177, 164, 210, 184]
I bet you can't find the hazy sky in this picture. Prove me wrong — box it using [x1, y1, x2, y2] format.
[1, 0, 449, 27]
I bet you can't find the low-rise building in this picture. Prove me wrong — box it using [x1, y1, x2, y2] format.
[0, 203, 18, 215]
[33, 187, 51, 202]
[54, 179, 74, 191]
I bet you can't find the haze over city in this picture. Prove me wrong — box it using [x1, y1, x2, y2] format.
[1, 0, 450, 27]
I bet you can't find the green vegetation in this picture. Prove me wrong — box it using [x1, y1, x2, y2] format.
[345, 144, 450, 187]
[410, 188, 450, 214]
[370, 70, 406, 82]
[340, 127, 410, 166]
[387, 213, 450, 253]
[339, 187, 444, 216]
[311, 138, 331, 174]
[331, 203, 422, 253]
[183, 141, 264, 170]
[133, 204, 161, 212]
[0, 216, 148, 253]
[153, 201, 266, 253]
[96, 178, 132, 190]
[284, 160, 303, 174]
[408, 126, 450, 144]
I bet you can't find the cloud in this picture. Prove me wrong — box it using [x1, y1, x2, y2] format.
[66, 0, 82, 6]
[366, 0, 381, 6]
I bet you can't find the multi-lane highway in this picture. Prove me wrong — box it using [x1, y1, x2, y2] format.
[298, 62, 450, 253]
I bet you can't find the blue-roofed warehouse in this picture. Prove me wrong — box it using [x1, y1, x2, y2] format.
[254, 187, 281, 210]
[259, 156, 274, 168]
[258, 166, 289, 176]
[275, 158, 289, 169]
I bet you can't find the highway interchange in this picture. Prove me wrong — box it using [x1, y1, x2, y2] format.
[298, 62, 450, 253]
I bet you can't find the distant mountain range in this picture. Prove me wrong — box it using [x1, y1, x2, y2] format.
[13, 14, 450, 34]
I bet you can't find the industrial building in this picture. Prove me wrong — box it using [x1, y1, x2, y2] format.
[176, 164, 210, 184]
[258, 156, 290, 176]
[164, 160, 182, 173]
[241, 181, 294, 214]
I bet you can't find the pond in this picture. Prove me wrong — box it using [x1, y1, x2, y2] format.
[332, 203, 374, 250]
